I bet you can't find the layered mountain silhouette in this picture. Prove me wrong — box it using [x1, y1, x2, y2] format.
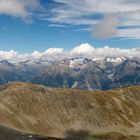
[0, 57, 139, 90]
[0, 82, 140, 140]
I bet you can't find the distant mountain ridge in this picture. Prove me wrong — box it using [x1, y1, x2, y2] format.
[0, 57, 139, 90]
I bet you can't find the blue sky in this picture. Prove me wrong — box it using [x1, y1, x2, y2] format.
[0, 0, 140, 53]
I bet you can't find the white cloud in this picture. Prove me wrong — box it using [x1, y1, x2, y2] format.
[0, 0, 41, 19]
[51, 0, 140, 23]
[93, 46, 139, 57]
[117, 28, 140, 39]
[0, 50, 18, 60]
[71, 44, 140, 58]
[44, 0, 140, 39]
[40, 48, 64, 61]
[71, 43, 95, 57]
[1, 0, 140, 39]
[31, 50, 42, 59]
[48, 24, 65, 27]
[43, 48, 64, 56]
[0, 44, 139, 62]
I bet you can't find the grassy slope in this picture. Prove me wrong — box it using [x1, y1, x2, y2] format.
[0, 82, 140, 139]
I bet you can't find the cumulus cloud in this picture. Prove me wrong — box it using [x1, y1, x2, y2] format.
[31, 50, 42, 59]
[93, 46, 139, 58]
[43, 48, 64, 55]
[41, 48, 64, 61]
[0, 50, 18, 60]
[71, 43, 95, 57]
[0, 43, 139, 62]
[71, 44, 140, 58]
[0, 0, 41, 19]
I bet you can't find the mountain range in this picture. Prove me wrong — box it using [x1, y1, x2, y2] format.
[0, 57, 139, 90]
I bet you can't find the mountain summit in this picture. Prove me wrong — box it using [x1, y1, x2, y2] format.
[0, 57, 139, 90]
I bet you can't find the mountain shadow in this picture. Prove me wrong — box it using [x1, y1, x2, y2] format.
[65, 129, 91, 140]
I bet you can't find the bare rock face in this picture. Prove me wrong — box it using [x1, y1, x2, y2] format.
[0, 57, 140, 90]
[0, 82, 140, 140]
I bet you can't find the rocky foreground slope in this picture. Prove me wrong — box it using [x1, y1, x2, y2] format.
[0, 82, 140, 140]
[0, 125, 62, 140]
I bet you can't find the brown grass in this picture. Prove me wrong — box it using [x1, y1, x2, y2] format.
[0, 82, 140, 139]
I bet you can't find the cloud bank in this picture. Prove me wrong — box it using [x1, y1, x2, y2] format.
[0, 0, 41, 20]
[44, 0, 140, 39]
[0, 43, 139, 62]
[0, 0, 140, 39]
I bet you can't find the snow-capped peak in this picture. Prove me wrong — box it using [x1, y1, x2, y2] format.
[106, 57, 126, 64]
